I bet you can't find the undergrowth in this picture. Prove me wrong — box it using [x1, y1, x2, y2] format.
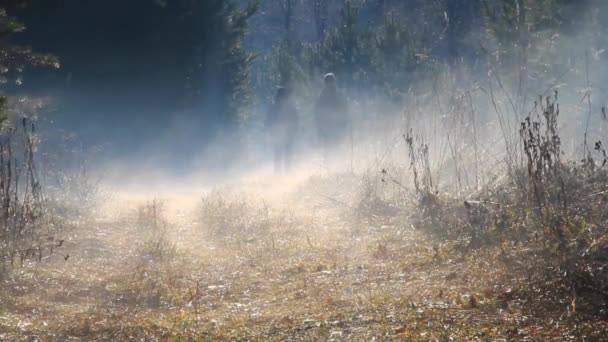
[0, 118, 67, 277]
[199, 190, 271, 245]
[395, 92, 608, 317]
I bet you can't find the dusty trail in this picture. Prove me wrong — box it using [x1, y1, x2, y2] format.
[1, 172, 607, 341]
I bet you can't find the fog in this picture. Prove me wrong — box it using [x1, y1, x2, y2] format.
[2, 0, 608, 340]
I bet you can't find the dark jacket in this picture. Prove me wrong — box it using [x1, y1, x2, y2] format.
[314, 87, 349, 142]
[267, 99, 298, 145]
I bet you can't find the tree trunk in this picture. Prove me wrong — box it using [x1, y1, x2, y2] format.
[281, 0, 295, 50]
[312, 0, 328, 41]
[516, 0, 528, 109]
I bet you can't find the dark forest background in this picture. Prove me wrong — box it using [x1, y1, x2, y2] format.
[1, 0, 607, 169]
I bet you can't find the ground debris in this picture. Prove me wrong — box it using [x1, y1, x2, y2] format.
[0, 183, 606, 341]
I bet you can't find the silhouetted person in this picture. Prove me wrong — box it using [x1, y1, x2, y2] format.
[314, 73, 349, 160]
[267, 87, 299, 173]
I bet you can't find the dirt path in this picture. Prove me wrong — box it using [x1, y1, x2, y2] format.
[1, 189, 607, 341]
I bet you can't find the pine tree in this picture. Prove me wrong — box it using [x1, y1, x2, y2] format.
[304, 1, 374, 88]
[480, 1, 578, 73]
[311, 0, 329, 41]
[177, 1, 258, 128]
[0, 7, 57, 123]
[444, 0, 482, 63]
[371, 10, 422, 102]
[480, 0, 569, 104]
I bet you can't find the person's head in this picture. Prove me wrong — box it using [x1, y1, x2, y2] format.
[323, 73, 336, 89]
[275, 86, 290, 103]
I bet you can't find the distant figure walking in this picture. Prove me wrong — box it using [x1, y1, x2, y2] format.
[267, 87, 299, 173]
[314, 73, 349, 160]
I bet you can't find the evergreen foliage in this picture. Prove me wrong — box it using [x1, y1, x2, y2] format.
[249, 0, 608, 113]
[0, 7, 58, 123]
[171, 0, 258, 128]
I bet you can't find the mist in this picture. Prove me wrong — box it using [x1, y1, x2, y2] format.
[1, 0, 608, 340]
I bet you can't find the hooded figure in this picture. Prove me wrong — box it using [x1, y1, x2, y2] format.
[266, 86, 299, 172]
[314, 73, 349, 157]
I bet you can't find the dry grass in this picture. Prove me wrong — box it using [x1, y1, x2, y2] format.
[0, 167, 606, 341]
[0, 118, 69, 279]
[2, 75, 608, 340]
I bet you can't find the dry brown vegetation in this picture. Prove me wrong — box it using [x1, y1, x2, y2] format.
[1, 161, 607, 340]
[1, 85, 608, 340]
[0, 118, 68, 277]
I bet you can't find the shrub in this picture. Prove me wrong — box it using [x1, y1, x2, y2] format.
[0, 118, 66, 276]
[199, 190, 270, 245]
